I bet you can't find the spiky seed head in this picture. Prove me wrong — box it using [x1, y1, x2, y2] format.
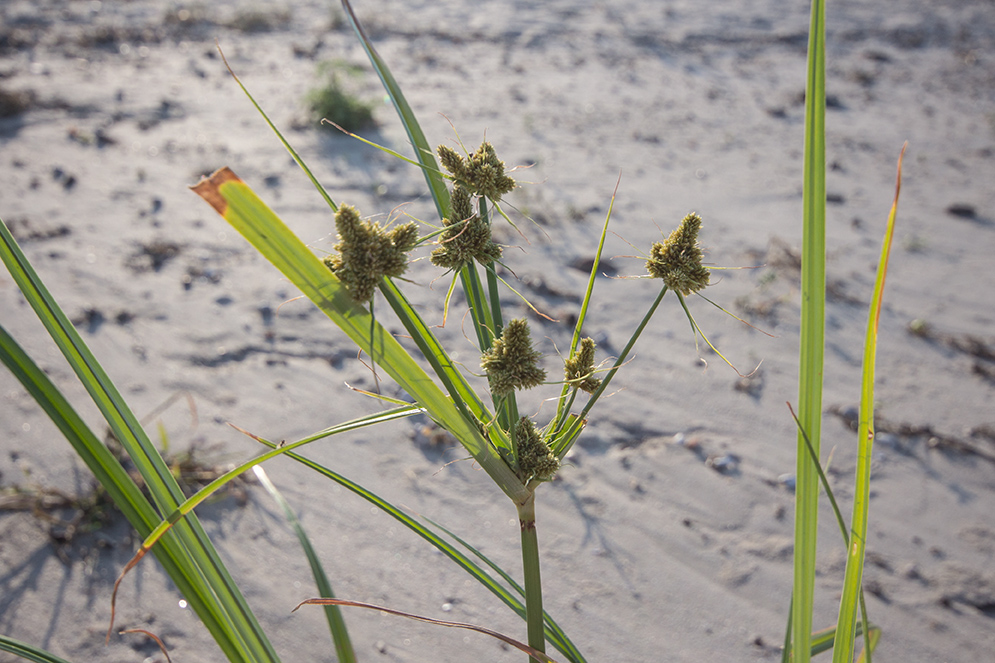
[515, 417, 559, 482]
[323, 204, 417, 304]
[450, 182, 474, 223]
[564, 337, 601, 394]
[437, 141, 515, 202]
[646, 212, 710, 296]
[480, 318, 546, 397]
[430, 184, 503, 270]
[437, 145, 469, 182]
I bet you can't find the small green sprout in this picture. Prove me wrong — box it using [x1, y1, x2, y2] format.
[323, 204, 418, 304]
[646, 212, 711, 296]
[514, 417, 559, 482]
[430, 183, 503, 270]
[437, 141, 516, 201]
[306, 61, 376, 132]
[564, 337, 601, 394]
[480, 318, 546, 397]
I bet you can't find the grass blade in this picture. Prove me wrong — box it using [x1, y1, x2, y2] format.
[0, 635, 74, 663]
[253, 466, 356, 663]
[118, 405, 422, 590]
[340, 0, 450, 220]
[794, 1, 827, 660]
[833, 143, 906, 663]
[0, 219, 280, 662]
[217, 45, 338, 214]
[552, 178, 619, 434]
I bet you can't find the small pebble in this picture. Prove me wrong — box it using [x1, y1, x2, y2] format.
[707, 453, 740, 473]
[778, 473, 796, 490]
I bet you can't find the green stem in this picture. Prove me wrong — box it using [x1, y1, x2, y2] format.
[460, 264, 493, 352]
[479, 199, 504, 341]
[555, 285, 669, 445]
[517, 492, 545, 662]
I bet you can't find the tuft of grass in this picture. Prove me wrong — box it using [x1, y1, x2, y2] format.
[306, 61, 376, 133]
[227, 5, 292, 33]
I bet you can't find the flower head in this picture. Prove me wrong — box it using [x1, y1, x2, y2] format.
[515, 417, 559, 482]
[437, 141, 516, 202]
[480, 318, 546, 397]
[564, 337, 601, 394]
[323, 204, 418, 304]
[430, 183, 503, 270]
[646, 212, 710, 296]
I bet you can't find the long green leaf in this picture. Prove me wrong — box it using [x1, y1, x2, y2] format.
[130, 405, 422, 561]
[340, 0, 450, 220]
[0, 323, 273, 661]
[552, 178, 619, 435]
[250, 435, 586, 662]
[833, 144, 905, 663]
[191, 170, 529, 506]
[0, 219, 279, 662]
[254, 466, 356, 663]
[0, 635, 74, 663]
[794, 0, 827, 660]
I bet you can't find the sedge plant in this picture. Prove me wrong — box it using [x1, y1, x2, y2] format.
[0, 0, 907, 661]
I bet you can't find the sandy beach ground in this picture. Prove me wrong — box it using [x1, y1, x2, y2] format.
[2, 1, 994, 661]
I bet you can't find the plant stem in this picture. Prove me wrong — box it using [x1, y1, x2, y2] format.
[517, 492, 545, 662]
[554, 285, 669, 446]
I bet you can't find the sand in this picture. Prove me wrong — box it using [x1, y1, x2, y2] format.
[2, 1, 994, 661]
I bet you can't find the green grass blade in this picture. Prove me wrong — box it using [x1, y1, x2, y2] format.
[552, 179, 618, 433]
[133, 405, 421, 557]
[0, 635, 74, 663]
[217, 45, 338, 213]
[0, 220, 280, 662]
[0, 322, 273, 662]
[377, 279, 517, 455]
[253, 466, 356, 663]
[794, 1, 827, 660]
[340, 0, 450, 220]
[810, 620, 877, 656]
[191, 170, 528, 505]
[833, 144, 906, 663]
[554, 285, 669, 457]
[251, 436, 585, 662]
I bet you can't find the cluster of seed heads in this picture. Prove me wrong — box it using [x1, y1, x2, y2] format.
[323, 204, 418, 304]
[564, 337, 601, 394]
[437, 142, 516, 202]
[320, 140, 712, 490]
[514, 417, 559, 482]
[480, 318, 546, 397]
[430, 183, 503, 270]
[646, 212, 710, 296]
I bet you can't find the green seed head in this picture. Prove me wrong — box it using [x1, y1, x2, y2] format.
[480, 318, 546, 397]
[323, 204, 417, 304]
[437, 144, 469, 183]
[437, 141, 515, 202]
[430, 184, 503, 270]
[646, 212, 710, 296]
[515, 417, 559, 482]
[564, 337, 601, 394]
